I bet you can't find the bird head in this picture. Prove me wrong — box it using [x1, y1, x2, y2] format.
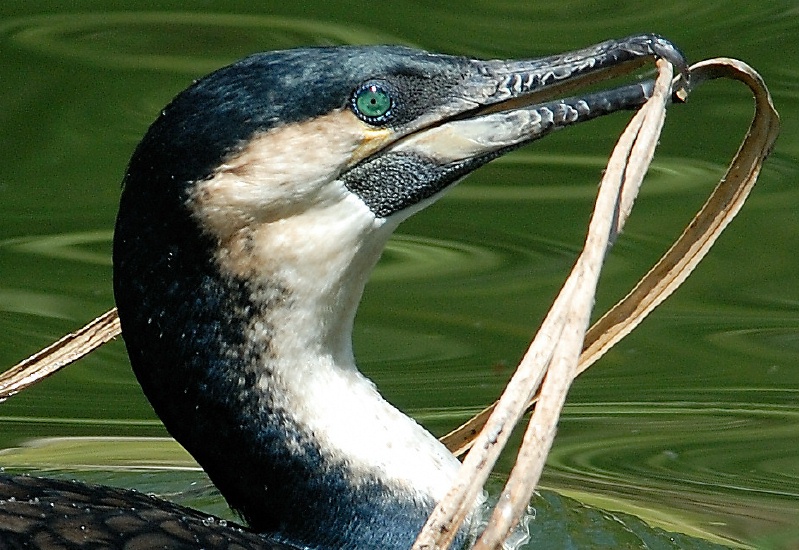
[112, 35, 686, 547]
[115, 35, 686, 341]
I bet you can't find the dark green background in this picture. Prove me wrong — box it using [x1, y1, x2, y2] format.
[0, 2, 797, 548]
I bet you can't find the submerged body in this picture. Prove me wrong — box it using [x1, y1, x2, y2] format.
[0, 35, 686, 549]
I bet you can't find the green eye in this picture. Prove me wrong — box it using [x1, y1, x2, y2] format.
[353, 83, 393, 123]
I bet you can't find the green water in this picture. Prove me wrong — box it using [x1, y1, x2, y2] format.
[0, 2, 797, 549]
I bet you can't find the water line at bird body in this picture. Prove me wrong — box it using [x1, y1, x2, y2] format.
[0, 30, 780, 550]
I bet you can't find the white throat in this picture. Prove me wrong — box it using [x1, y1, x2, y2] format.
[191, 174, 462, 502]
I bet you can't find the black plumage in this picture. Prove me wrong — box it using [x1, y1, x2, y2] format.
[1, 34, 686, 550]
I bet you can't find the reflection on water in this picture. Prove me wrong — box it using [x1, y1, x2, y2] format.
[0, 12, 409, 73]
[551, 401, 799, 499]
[0, 2, 798, 549]
[452, 153, 728, 202]
[709, 328, 799, 360]
[1, 230, 112, 265]
[375, 235, 503, 281]
[547, 400, 799, 548]
[0, 436, 731, 548]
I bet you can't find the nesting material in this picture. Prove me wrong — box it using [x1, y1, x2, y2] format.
[0, 56, 780, 550]
[418, 58, 779, 549]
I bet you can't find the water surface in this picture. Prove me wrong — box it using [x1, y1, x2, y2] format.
[0, 2, 797, 548]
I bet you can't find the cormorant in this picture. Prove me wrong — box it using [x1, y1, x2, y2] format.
[0, 34, 686, 549]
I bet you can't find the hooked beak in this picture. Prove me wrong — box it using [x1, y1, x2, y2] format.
[342, 34, 688, 218]
[401, 33, 688, 157]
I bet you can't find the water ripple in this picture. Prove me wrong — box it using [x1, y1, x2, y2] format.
[0, 230, 112, 265]
[0, 436, 733, 548]
[707, 327, 799, 361]
[454, 153, 725, 201]
[0, 12, 408, 73]
[374, 234, 503, 281]
[546, 400, 799, 544]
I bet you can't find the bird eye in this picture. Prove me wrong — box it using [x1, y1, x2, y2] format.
[352, 83, 393, 124]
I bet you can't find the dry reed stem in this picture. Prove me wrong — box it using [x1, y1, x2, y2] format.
[413, 59, 675, 550]
[0, 308, 120, 401]
[441, 58, 779, 464]
[0, 55, 779, 550]
[471, 58, 675, 550]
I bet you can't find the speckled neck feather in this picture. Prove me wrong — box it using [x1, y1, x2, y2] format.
[112, 36, 677, 548]
[115, 199, 469, 549]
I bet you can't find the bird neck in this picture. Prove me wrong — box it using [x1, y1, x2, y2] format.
[114, 189, 468, 549]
